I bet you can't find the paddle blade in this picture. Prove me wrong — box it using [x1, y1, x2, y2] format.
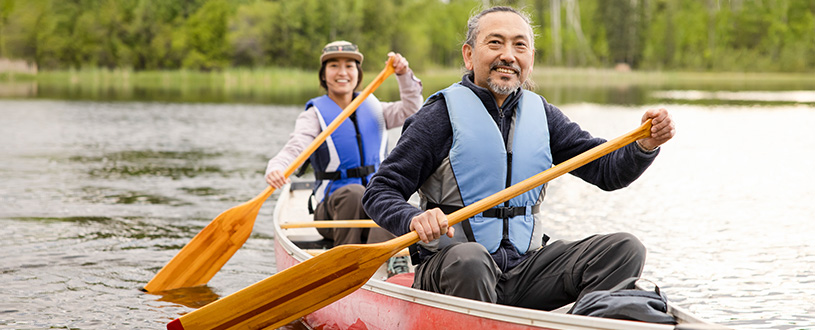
[144, 192, 267, 292]
[168, 241, 406, 330]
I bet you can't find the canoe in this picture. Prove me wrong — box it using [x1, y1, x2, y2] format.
[273, 182, 729, 330]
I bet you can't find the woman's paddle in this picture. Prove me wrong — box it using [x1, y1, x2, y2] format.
[143, 58, 396, 293]
[166, 120, 653, 330]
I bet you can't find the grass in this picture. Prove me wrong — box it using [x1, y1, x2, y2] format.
[4, 66, 815, 104]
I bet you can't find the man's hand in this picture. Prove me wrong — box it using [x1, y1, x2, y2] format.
[638, 108, 676, 151]
[410, 208, 455, 243]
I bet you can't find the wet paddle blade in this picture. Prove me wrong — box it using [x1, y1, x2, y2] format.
[143, 188, 273, 292]
[167, 236, 414, 330]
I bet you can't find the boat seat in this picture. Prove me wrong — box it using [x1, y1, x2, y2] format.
[385, 272, 415, 287]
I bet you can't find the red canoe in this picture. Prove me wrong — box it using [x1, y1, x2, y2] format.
[273, 182, 728, 330]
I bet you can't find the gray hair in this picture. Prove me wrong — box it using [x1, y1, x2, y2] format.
[462, 6, 537, 91]
[463, 6, 536, 50]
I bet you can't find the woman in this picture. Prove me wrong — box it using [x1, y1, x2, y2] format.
[265, 40, 423, 246]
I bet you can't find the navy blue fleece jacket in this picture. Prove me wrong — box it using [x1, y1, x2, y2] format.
[362, 74, 659, 271]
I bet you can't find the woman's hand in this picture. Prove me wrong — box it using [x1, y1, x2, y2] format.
[388, 52, 410, 75]
[265, 170, 290, 189]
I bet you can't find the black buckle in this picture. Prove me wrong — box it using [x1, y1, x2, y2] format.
[495, 207, 510, 219]
[315, 165, 375, 181]
[483, 206, 519, 219]
[482, 204, 541, 219]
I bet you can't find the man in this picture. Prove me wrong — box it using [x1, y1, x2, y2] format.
[361, 6, 675, 312]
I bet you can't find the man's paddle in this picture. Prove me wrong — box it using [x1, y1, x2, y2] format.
[143, 58, 396, 293]
[167, 120, 652, 330]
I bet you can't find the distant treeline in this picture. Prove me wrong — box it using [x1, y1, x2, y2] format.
[1, 0, 814, 73]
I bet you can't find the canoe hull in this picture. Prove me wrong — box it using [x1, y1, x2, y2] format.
[275, 238, 565, 330]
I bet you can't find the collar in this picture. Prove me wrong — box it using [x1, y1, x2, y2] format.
[460, 74, 522, 113]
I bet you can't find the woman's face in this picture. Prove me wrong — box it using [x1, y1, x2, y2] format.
[323, 57, 359, 96]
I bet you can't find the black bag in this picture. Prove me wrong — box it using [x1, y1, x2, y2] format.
[571, 277, 677, 324]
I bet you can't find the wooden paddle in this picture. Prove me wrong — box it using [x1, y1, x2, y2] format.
[167, 120, 652, 330]
[280, 220, 378, 229]
[304, 248, 410, 257]
[143, 58, 396, 293]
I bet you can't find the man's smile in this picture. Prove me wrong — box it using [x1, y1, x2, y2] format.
[493, 67, 517, 75]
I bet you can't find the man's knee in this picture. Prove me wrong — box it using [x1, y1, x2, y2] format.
[606, 232, 646, 267]
[611, 232, 645, 254]
[443, 243, 495, 275]
[436, 243, 499, 302]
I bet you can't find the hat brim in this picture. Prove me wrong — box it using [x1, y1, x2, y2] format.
[320, 52, 363, 64]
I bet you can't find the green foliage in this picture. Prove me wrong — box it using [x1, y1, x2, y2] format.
[2, 0, 815, 72]
[182, 0, 231, 70]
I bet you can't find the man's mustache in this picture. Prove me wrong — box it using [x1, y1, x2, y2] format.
[490, 61, 521, 75]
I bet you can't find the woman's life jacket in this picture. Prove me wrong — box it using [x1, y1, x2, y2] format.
[306, 94, 388, 204]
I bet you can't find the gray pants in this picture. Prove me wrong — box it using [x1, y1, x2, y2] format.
[315, 184, 395, 246]
[412, 232, 645, 312]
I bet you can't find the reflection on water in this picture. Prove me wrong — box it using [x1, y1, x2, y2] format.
[152, 286, 221, 309]
[1, 99, 814, 329]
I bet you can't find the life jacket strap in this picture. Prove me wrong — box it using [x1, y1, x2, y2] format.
[314, 164, 376, 180]
[482, 204, 541, 219]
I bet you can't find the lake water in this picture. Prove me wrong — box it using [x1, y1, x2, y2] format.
[1, 93, 814, 329]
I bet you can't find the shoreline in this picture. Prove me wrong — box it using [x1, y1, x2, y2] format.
[4, 67, 815, 105]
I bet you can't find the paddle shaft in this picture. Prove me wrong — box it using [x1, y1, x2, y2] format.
[445, 119, 653, 228]
[144, 58, 395, 293]
[280, 220, 379, 229]
[168, 120, 652, 329]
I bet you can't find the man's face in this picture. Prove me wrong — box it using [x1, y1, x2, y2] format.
[463, 11, 534, 97]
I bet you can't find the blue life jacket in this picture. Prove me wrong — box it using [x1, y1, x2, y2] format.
[306, 94, 387, 203]
[443, 83, 552, 254]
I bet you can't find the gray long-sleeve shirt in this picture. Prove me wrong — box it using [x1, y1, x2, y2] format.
[362, 74, 659, 271]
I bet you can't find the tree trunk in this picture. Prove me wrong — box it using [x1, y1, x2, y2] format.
[551, 0, 562, 64]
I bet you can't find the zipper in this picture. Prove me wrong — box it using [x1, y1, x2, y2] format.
[503, 151, 512, 240]
[349, 113, 367, 186]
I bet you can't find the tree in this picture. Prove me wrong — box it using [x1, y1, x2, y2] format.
[181, 0, 231, 70]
